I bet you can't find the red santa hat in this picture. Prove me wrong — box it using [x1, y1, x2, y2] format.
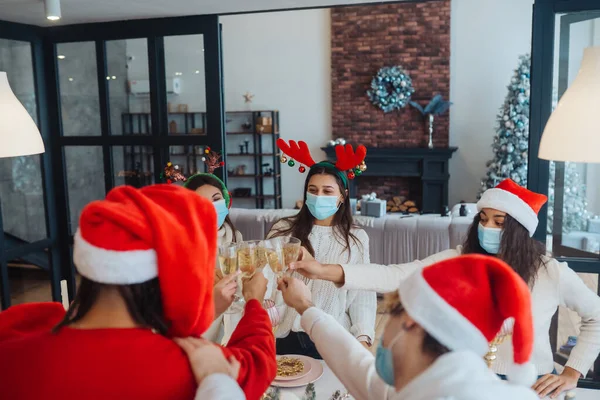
[73, 184, 217, 338]
[477, 179, 548, 236]
[398, 254, 536, 385]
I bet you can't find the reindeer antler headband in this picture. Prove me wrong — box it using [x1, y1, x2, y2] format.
[161, 162, 187, 184]
[277, 139, 367, 188]
[184, 147, 232, 208]
[201, 146, 225, 174]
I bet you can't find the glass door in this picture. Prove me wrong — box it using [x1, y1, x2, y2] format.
[45, 15, 225, 305]
[530, 1, 600, 388]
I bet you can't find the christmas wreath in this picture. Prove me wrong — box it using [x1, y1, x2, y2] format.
[367, 66, 415, 113]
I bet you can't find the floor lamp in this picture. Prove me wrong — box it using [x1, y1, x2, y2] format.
[0, 71, 45, 309]
[539, 46, 600, 164]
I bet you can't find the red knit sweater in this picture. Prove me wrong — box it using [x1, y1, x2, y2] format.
[0, 300, 276, 400]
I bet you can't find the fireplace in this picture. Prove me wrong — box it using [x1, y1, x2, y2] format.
[322, 146, 457, 214]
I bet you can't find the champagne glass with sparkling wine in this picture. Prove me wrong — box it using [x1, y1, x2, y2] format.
[218, 243, 244, 313]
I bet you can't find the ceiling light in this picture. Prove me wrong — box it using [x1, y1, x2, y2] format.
[106, 76, 110, 80]
[0, 72, 45, 158]
[68, 77, 73, 82]
[57, 55, 65, 60]
[111, 76, 117, 80]
[175, 72, 183, 76]
[195, 70, 200, 74]
[539, 46, 600, 163]
[45, 0, 61, 21]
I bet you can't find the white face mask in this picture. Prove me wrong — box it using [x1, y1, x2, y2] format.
[305, 193, 341, 220]
[478, 224, 503, 254]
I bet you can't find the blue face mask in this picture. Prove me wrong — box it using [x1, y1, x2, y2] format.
[213, 199, 229, 229]
[478, 224, 503, 254]
[305, 192, 340, 220]
[375, 333, 402, 386]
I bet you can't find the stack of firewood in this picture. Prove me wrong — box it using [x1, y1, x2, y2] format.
[386, 196, 419, 213]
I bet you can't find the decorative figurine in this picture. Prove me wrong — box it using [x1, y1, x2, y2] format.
[239, 144, 245, 154]
[244, 139, 250, 154]
[441, 205, 450, 217]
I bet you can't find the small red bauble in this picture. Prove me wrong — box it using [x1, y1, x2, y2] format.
[219, 161, 225, 166]
[348, 171, 356, 180]
[167, 179, 173, 184]
[299, 166, 306, 173]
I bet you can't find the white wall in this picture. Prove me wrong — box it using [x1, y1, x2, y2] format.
[448, 0, 534, 205]
[221, 1, 538, 207]
[221, 10, 332, 208]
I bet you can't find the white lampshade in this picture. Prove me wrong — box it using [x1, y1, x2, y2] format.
[539, 46, 600, 163]
[0, 72, 45, 158]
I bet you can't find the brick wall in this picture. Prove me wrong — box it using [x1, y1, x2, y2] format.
[331, 1, 451, 148]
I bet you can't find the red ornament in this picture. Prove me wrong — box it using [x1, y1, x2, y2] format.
[206, 146, 211, 151]
[299, 165, 306, 173]
[219, 161, 225, 166]
[348, 171, 356, 180]
[167, 179, 173, 184]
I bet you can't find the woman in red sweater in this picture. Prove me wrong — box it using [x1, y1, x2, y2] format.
[0, 184, 276, 400]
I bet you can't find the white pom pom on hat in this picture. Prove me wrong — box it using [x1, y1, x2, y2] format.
[507, 362, 537, 386]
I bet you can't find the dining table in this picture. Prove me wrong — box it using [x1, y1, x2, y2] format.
[274, 362, 599, 399]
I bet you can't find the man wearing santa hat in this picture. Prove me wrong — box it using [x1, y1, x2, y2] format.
[0, 184, 276, 400]
[279, 254, 539, 399]
[292, 179, 600, 398]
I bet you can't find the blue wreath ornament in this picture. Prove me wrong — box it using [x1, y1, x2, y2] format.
[367, 66, 415, 113]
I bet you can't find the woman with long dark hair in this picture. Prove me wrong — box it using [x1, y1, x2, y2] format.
[0, 184, 276, 400]
[268, 139, 376, 358]
[290, 179, 600, 398]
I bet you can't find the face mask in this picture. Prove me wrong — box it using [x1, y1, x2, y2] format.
[305, 192, 341, 220]
[478, 224, 503, 254]
[213, 199, 229, 229]
[375, 333, 402, 386]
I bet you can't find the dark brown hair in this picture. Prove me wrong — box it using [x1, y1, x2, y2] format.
[184, 174, 239, 242]
[462, 213, 547, 286]
[270, 164, 361, 260]
[54, 277, 169, 335]
[385, 293, 449, 357]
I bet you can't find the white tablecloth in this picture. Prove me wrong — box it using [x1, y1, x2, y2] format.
[277, 362, 598, 400]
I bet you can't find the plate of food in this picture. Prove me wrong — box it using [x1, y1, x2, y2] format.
[275, 355, 312, 381]
[272, 355, 324, 388]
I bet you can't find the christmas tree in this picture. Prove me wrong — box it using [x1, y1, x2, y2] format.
[547, 162, 592, 233]
[479, 54, 531, 193]
[479, 54, 594, 234]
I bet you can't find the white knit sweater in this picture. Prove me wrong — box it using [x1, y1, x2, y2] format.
[341, 246, 600, 377]
[269, 220, 377, 341]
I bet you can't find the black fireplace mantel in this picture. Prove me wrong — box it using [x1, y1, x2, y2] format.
[322, 146, 458, 214]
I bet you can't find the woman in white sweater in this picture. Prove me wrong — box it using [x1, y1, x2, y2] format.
[291, 178, 600, 398]
[269, 139, 376, 358]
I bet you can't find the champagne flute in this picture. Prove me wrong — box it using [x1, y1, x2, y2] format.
[218, 243, 244, 314]
[263, 238, 286, 278]
[237, 240, 264, 279]
[281, 237, 301, 275]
